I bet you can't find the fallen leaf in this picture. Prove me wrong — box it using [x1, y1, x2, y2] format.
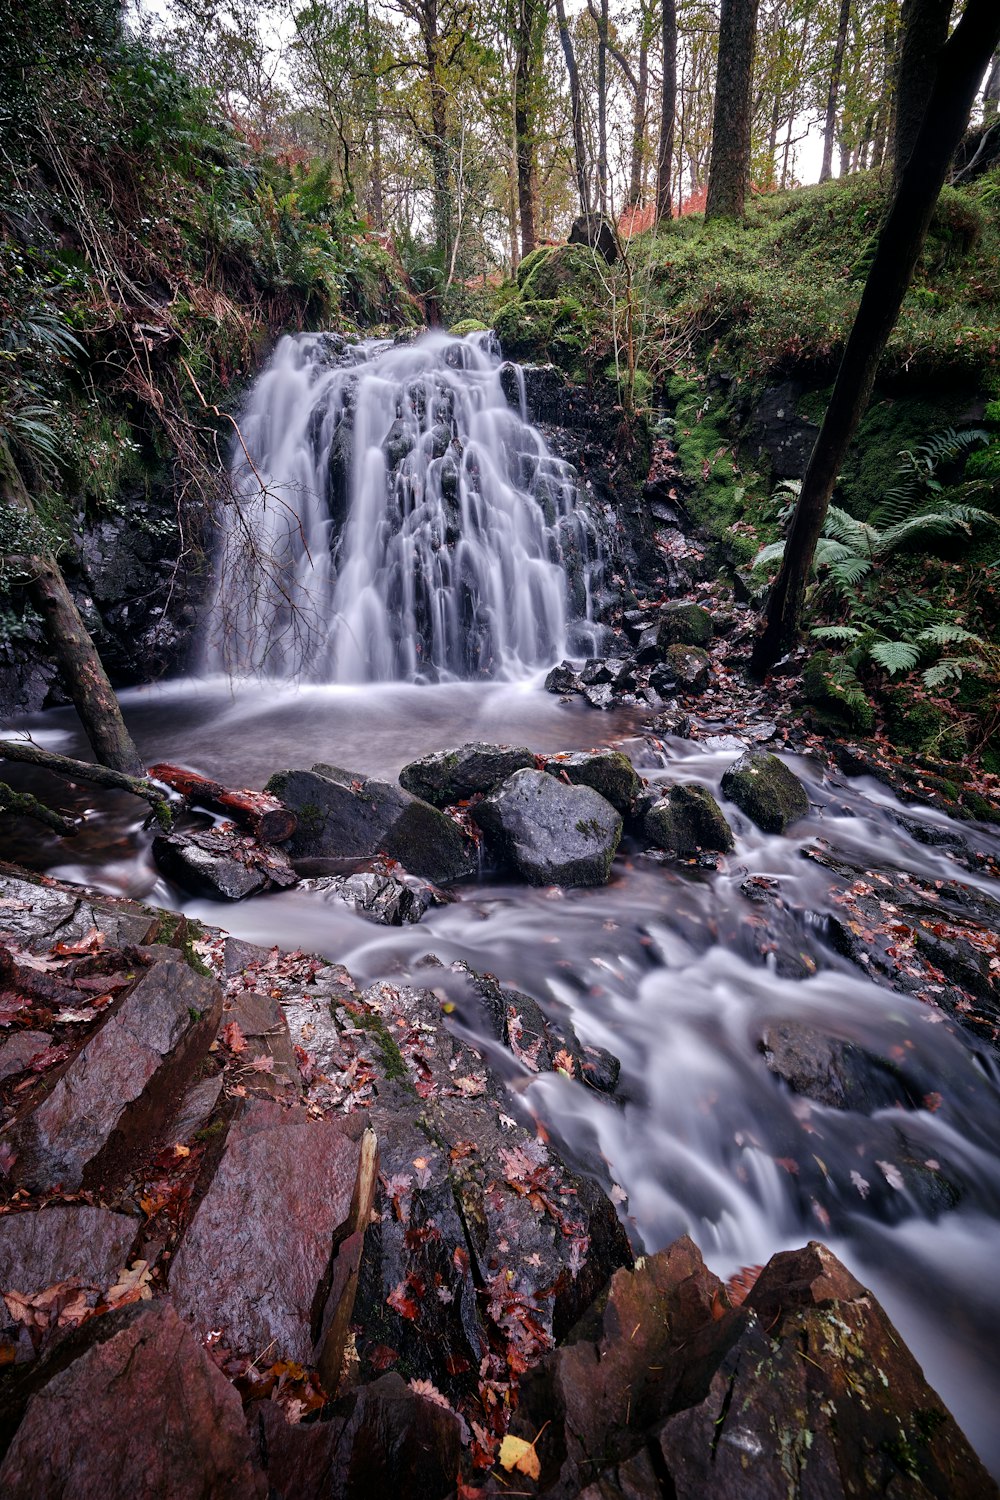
[498, 1430, 544, 1480]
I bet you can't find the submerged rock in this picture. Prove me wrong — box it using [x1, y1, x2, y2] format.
[398, 741, 535, 806]
[543, 748, 642, 814]
[473, 769, 622, 886]
[300, 862, 438, 925]
[642, 783, 734, 856]
[267, 764, 476, 884]
[721, 749, 809, 833]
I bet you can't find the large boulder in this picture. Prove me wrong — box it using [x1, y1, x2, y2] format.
[665, 643, 711, 694]
[0, 1301, 265, 1498]
[169, 1099, 363, 1363]
[2, 955, 222, 1193]
[473, 769, 622, 886]
[721, 749, 810, 833]
[399, 741, 535, 806]
[511, 1238, 996, 1498]
[266, 764, 476, 884]
[657, 602, 714, 649]
[543, 749, 642, 814]
[642, 783, 734, 856]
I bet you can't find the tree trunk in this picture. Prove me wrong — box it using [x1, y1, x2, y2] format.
[894, 0, 953, 184]
[0, 444, 144, 777]
[872, 8, 899, 169]
[596, 0, 609, 215]
[145, 763, 297, 842]
[751, 0, 1000, 677]
[555, 0, 591, 215]
[705, 0, 760, 220]
[0, 739, 168, 818]
[656, 0, 678, 220]
[363, 0, 384, 231]
[515, 0, 539, 257]
[820, 0, 852, 183]
[984, 48, 1000, 122]
[627, 22, 650, 206]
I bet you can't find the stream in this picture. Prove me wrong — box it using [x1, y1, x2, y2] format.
[6, 677, 1000, 1477]
[3, 328, 1000, 1475]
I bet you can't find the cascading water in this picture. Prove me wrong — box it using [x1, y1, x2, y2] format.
[205, 330, 604, 682]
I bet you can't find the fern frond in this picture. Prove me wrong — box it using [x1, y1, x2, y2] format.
[752, 540, 785, 571]
[811, 624, 862, 643]
[870, 640, 921, 674]
[828, 555, 873, 587]
[917, 623, 982, 647]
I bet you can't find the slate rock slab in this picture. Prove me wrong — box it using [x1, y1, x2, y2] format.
[513, 1238, 996, 1499]
[152, 827, 297, 901]
[0, 872, 157, 953]
[266, 765, 476, 884]
[248, 1373, 461, 1500]
[721, 748, 809, 833]
[0, 1300, 265, 1498]
[0, 1206, 137, 1296]
[543, 749, 642, 814]
[3, 955, 222, 1193]
[169, 1099, 361, 1362]
[399, 742, 535, 806]
[0, 1031, 52, 1083]
[473, 769, 622, 886]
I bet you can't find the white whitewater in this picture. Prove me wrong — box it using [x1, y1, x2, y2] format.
[205, 329, 603, 682]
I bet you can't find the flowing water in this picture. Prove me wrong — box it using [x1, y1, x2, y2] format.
[4, 332, 1000, 1475]
[205, 331, 603, 681]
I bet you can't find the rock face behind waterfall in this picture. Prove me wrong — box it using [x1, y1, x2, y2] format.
[206, 331, 606, 682]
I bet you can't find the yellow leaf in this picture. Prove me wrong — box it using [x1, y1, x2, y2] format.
[499, 1434, 541, 1481]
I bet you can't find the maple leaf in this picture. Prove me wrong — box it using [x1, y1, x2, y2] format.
[552, 1047, 576, 1077]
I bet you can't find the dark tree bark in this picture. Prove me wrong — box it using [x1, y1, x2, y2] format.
[656, 0, 677, 220]
[0, 739, 170, 820]
[984, 48, 1000, 122]
[596, 0, 609, 214]
[0, 443, 144, 777]
[555, 0, 591, 215]
[145, 763, 297, 843]
[363, 0, 384, 231]
[752, 0, 1000, 677]
[872, 8, 899, 169]
[705, 0, 760, 220]
[894, 0, 953, 184]
[514, 0, 543, 257]
[820, 0, 852, 182]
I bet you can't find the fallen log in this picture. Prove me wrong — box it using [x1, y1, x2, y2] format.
[146, 763, 297, 843]
[0, 740, 173, 827]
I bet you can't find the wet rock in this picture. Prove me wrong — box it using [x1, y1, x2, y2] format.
[266, 764, 476, 884]
[568, 212, 619, 264]
[750, 381, 820, 479]
[657, 602, 713, 649]
[221, 990, 301, 1096]
[0, 1206, 137, 1296]
[581, 681, 616, 710]
[513, 1238, 995, 1499]
[152, 826, 297, 901]
[473, 769, 622, 886]
[721, 749, 809, 833]
[248, 1372, 461, 1500]
[0, 1300, 265, 1498]
[664, 643, 710, 693]
[0, 872, 157, 953]
[300, 867, 430, 925]
[642, 784, 734, 857]
[169, 1099, 362, 1363]
[543, 749, 642, 814]
[171, 1075, 224, 1142]
[759, 1020, 918, 1112]
[399, 741, 535, 806]
[579, 656, 635, 689]
[382, 416, 416, 471]
[0, 1031, 51, 1083]
[648, 709, 692, 739]
[544, 660, 579, 694]
[3, 955, 222, 1193]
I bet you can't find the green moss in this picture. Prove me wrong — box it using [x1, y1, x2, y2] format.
[804, 650, 875, 733]
[351, 1005, 413, 1087]
[448, 318, 489, 336]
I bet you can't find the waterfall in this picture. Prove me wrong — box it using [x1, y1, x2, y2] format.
[205, 329, 604, 683]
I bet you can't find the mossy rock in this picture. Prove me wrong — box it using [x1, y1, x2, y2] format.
[494, 296, 592, 367]
[881, 689, 965, 758]
[802, 650, 875, 734]
[721, 750, 809, 834]
[659, 603, 713, 649]
[643, 783, 734, 856]
[665, 643, 711, 694]
[543, 749, 642, 814]
[448, 319, 489, 336]
[516, 244, 604, 302]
